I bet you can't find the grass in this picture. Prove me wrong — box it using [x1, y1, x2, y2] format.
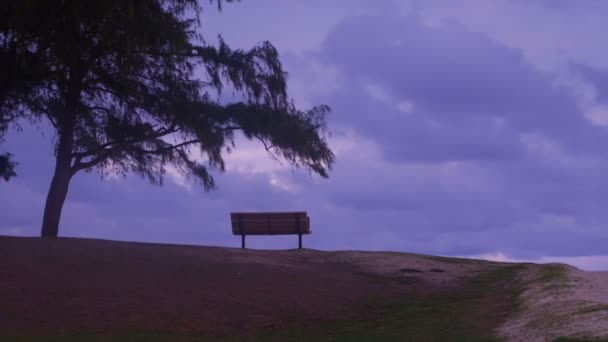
[531, 263, 576, 293]
[2, 265, 527, 342]
[537, 264, 568, 283]
[1, 336, 207, 342]
[284, 265, 524, 341]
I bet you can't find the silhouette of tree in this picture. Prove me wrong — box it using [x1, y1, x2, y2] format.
[0, 0, 334, 237]
[0, 154, 16, 181]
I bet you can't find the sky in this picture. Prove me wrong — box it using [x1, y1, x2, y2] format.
[2, 0, 608, 270]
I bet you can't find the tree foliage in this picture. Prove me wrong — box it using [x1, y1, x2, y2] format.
[0, 0, 334, 236]
[0, 153, 16, 181]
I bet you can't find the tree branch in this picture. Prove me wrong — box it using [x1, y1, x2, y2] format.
[255, 135, 282, 166]
[71, 152, 107, 174]
[45, 112, 59, 130]
[70, 125, 243, 174]
[71, 120, 179, 159]
[138, 139, 201, 154]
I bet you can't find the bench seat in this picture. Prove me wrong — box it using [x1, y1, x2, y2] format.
[230, 211, 311, 248]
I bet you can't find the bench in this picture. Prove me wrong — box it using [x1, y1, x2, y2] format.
[230, 211, 311, 249]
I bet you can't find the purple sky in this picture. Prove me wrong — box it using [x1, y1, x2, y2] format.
[2, 0, 608, 270]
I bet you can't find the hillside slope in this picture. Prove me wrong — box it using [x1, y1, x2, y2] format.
[0, 236, 606, 341]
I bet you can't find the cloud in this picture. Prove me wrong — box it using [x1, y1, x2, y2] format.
[286, 8, 608, 259]
[316, 14, 608, 163]
[575, 63, 608, 105]
[468, 251, 608, 272]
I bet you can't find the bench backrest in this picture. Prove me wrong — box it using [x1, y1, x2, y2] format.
[230, 212, 311, 236]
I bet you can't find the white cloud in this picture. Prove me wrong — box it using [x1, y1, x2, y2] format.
[585, 104, 608, 127]
[397, 100, 415, 113]
[165, 166, 192, 191]
[363, 82, 416, 114]
[553, 69, 608, 127]
[269, 173, 298, 193]
[364, 83, 392, 104]
[519, 133, 566, 161]
[223, 139, 285, 175]
[463, 251, 608, 271]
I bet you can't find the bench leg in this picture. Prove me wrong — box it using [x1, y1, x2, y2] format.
[242, 234, 246, 249]
[298, 233, 302, 249]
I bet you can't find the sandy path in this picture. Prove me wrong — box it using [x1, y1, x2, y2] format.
[499, 265, 608, 341]
[572, 269, 608, 304]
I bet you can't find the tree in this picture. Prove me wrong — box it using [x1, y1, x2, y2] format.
[0, 0, 334, 238]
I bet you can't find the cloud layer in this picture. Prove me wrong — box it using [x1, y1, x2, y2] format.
[2, 0, 608, 270]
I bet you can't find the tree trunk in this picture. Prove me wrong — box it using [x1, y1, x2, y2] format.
[40, 18, 82, 238]
[40, 121, 75, 238]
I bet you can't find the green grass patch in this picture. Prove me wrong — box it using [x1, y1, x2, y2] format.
[3, 265, 527, 342]
[537, 264, 568, 283]
[532, 263, 576, 293]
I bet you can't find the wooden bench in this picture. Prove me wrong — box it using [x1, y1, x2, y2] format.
[230, 212, 311, 249]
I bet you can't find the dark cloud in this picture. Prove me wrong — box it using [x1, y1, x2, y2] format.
[510, 0, 608, 12]
[314, 14, 607, 161]
[320, 15, 560, 116]
[288, 12, 608, 258]
[574, 63, 608, 104]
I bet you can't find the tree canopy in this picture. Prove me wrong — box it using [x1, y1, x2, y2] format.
[0, 0, 334, 237]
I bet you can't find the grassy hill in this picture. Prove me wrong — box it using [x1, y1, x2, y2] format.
[0, 236, 605, 341]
